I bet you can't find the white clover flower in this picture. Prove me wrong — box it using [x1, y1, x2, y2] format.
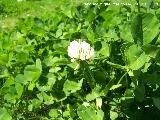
[68, 40, 94, 62]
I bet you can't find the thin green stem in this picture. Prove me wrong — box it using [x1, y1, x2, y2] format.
[97, 64, 107, 75]
[105, 61, 127, 70]
[136, 0, 141, 12]
[84, 61, 95, 87]
[125, 73, 128, 89]
[117, 71, 128, 85]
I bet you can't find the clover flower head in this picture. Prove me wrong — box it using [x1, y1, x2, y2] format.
[68, 40, 94, 62]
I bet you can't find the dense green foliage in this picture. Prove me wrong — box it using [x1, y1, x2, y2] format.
[0, 0, 160, 119]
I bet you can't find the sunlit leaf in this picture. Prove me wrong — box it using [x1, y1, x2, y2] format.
[0, 108, 12, 120]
